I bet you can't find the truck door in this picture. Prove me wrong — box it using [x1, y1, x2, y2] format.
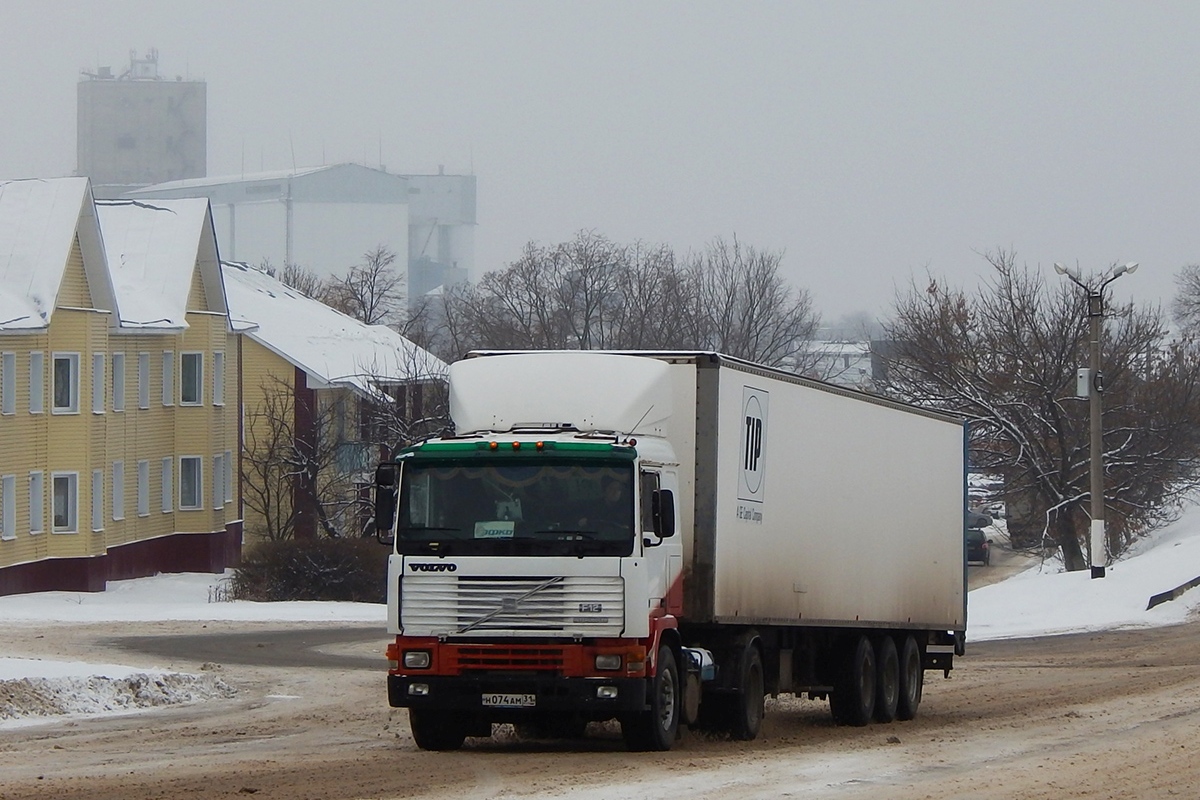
[641, 469, 684, 615]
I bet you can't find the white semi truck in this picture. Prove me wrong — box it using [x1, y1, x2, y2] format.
[374, 351, 967, 751]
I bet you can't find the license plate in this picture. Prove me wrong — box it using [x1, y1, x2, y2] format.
[481, 693, 536, 708]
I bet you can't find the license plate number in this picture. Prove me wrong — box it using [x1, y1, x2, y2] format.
[481, 693, 536, 708]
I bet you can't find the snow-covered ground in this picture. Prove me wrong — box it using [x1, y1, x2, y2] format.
[969, 503, 1200, 640]
[2, 505, 1199, 728]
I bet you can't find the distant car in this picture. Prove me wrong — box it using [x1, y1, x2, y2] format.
[966, 528, 991, 565]
[966, 508, 993, 529]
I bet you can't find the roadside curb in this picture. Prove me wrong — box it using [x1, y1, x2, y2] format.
[1146, 575, 1200, 610]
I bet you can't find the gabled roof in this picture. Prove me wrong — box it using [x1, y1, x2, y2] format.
[222, 261, 446, 397]
[96, 198, 227, 330]
[0, 177, 115, 331]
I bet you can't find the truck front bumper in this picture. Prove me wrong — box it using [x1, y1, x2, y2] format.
[387, 673, 648, 719]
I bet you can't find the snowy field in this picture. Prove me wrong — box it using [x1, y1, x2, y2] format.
[2, 505, 1199, 728]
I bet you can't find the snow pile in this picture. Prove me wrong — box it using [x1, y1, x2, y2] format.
[0, 660, 235, 728]
[0, 571, 381, 729]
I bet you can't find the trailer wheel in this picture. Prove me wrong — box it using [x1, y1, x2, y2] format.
[622, 645, 680, 751]
[830, 635, 876, 726]
[896, 634, 923, 721]
[730, 645, 765, 741]
[873, 636, 899, 723]
[409, 708, 467, 751]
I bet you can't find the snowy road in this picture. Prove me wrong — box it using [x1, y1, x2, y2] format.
[3, 508, 1200, 797]
[1, 617, 1200, 799]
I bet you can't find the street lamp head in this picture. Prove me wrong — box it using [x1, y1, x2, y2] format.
[1054, 262, 1083, 282]
[1118, 262, 1139, 276]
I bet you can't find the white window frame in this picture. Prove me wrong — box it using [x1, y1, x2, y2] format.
[179, 456, 202, 510]
[91, 469, 104, 532]
[180, 352, 203, 406]
[138, 352, 150, 409]
[112, 352, 125, 412]
[161, 457, 172, 513]
[112, 461, 125, 521]
[162, 351, 174, 406]
[1, 352, 14, 415]
[212, 454, 223, 509]
[92, 353, 105, 414]
[52, 472, 78, 533]
[52, 353, 80, 414]
[29, 471, 44, 534]
[1, 475, 15, 541]
[137, 460, 149, 517]
[29, 351, 44, 414]
[224, 448, 234, 504]
[213, 351, 225, 406]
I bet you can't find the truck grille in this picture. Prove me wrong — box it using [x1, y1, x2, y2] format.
[401, 575, 624, 637]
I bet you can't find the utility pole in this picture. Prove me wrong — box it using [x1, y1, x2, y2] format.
[1054, 261, 1138, 578]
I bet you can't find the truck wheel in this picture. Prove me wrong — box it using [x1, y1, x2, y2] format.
[409, 708, 467, 751]
[873, 636, 899, 723]
[896, 634, 923, 721]
[729, 645, 765, 741]
[830, 635, 876, 726]
[622, 645, 680, 751]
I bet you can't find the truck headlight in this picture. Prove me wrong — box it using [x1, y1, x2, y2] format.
[594, 654, 622, 671]
[404, 650, 432, 669]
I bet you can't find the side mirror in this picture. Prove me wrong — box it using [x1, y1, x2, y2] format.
[374, 464, 397, 545]
[653, 489, 676, 539]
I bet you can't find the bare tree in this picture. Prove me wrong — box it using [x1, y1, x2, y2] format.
[881, 250, 1200, 570]
[430, 231, 820, 367]
[280, 262, 325, 298]
[685, 237, 821, 369]
[1172, 263, 1200, 334]
[608, 241, 694, 350]
[324, 245, 405, 326]
[242, 376, 355, 541]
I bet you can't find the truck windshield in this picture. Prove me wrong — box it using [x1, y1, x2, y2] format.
[396, 460, 636, 557]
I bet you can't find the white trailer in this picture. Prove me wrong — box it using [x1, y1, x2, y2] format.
[375, 351, 967, 751]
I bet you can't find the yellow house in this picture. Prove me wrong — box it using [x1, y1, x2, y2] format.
[0, 178, 239, 595]
[222, 262, 446, 542]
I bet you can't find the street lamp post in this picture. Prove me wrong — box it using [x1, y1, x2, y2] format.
[1053, 261, 1138, 579]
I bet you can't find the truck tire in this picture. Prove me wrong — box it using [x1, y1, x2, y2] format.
[409, 708, 467, 751]
[729, 645, 765, 741]
[873, 636, 900, 723]
[622, 645, 680, 751]
[830, 635, 876, 726]
[896, 634, 923, 721]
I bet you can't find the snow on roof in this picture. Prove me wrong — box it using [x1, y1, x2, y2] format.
[0, 177, 94, 330]
[222, 261, 446, 396]
[125, 165, 333, 194]
[95, 198, 222, 330]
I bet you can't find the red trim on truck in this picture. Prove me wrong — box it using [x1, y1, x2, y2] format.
[388, 636, 650, 679]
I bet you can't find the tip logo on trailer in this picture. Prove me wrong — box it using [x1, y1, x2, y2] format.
[737, 386, 768, 523]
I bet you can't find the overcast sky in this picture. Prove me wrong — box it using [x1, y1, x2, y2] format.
[2, 1, 1197, 323]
